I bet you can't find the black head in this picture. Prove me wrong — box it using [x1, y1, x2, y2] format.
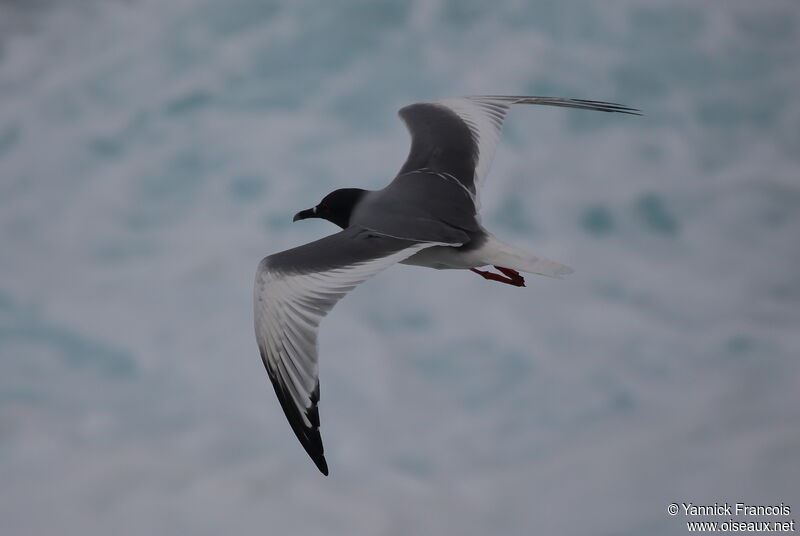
[292, 188, 367, 229]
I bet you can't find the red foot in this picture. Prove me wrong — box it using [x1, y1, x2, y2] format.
[470, 266, 526, 287]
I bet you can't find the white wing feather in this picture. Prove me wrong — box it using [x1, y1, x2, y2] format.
[431, 96, 640, 206]
[254, 238, 442, 474]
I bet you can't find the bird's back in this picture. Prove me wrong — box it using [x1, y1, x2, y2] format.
[351, 171, 482, 245]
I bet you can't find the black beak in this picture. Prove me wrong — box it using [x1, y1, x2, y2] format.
[292, 207, 317, 222]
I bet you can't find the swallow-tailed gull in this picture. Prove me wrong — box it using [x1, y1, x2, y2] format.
[254, 95, 639, 474]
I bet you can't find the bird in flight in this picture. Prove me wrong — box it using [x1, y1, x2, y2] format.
[254, 95, 639, 474]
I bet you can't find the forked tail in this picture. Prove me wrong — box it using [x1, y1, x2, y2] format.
[480, 235, 574, 278]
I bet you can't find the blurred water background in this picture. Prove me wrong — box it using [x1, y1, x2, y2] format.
[1, 0, 799, 534]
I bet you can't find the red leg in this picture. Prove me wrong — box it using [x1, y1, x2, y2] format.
[495, 266, 526, 286]
[470, 267, 526, 287]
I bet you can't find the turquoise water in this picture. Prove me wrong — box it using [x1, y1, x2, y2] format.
[1, 1, 799, 534]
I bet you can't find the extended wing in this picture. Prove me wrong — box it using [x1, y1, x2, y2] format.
[397, 95, 640, 205]
[254, 226, 447, 474]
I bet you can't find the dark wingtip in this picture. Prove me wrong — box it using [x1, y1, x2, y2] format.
[569, 98, 642, 116]
[480, 95, 643, 116]
[314, 455, 329, 476]
[261, 361, 330, 476]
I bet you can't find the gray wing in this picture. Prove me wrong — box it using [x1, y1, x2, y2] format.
[254, 226, 448, 475]
[397, 95, 640, 204]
